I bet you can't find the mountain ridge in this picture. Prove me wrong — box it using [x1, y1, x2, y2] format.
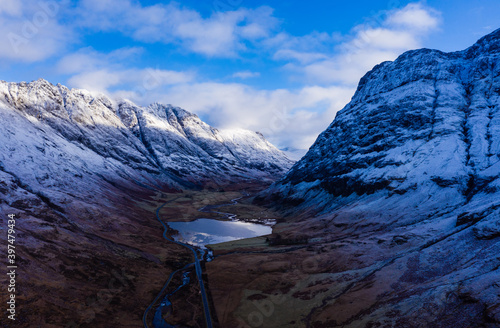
[0, 78, 293, 193]
[0, 77, 294, 327]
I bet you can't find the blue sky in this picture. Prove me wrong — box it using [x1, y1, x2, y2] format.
[0, 0, 499, 158]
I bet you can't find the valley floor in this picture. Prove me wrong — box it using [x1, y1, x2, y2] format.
[158, 190, 500, 328]
[4, 186, 499, 327]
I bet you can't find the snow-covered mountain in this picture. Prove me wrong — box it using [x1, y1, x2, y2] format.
[259, 29, 500, 325]
[268, 28, 500, 230]
[0, 78, 293, 200]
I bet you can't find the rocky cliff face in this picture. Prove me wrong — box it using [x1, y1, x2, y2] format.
[257, 29, 500, 326]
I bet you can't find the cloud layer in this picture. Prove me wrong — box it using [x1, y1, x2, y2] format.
[77, 0, 278, 57]
[0, 1, 72, 62]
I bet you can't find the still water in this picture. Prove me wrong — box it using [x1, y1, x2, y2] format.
[168, 218, 273, 247]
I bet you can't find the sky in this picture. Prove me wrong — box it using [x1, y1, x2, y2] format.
[0, 0, 499, 159]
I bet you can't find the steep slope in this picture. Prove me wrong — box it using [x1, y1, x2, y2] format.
[120, 101, 292, 188]
[234, 29, 500, 327]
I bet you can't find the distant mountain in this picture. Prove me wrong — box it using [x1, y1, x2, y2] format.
[0, 78, 293, 202]
[279, 146, 308, 161]
[259, 28, 500, 326]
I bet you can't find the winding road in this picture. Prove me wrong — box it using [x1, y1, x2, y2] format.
[143, 198, 214, 328]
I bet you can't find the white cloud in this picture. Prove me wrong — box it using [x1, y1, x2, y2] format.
[0, 0, 22, 16]
[275, 2, 441, 85]
[56, 47, 144, 74]
[387, 3, 441, 31]
[69, 69, 122, 92]
[274, 49, 328, 64]
[68, 68, 195, 93]
[266, 31, 342, 67]
[295, 49, 397, 85]
[76, 1, 278, 58]
[351, 28, 419, 49]
[58, 48, 195, 94]
[231, 71, 261, 79]
[0, 0, 73, 62]
[266, 31, 342, 52]
[173, 11, 244, 57]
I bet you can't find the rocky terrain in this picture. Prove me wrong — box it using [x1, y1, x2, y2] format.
[205, 29, 500, 327]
